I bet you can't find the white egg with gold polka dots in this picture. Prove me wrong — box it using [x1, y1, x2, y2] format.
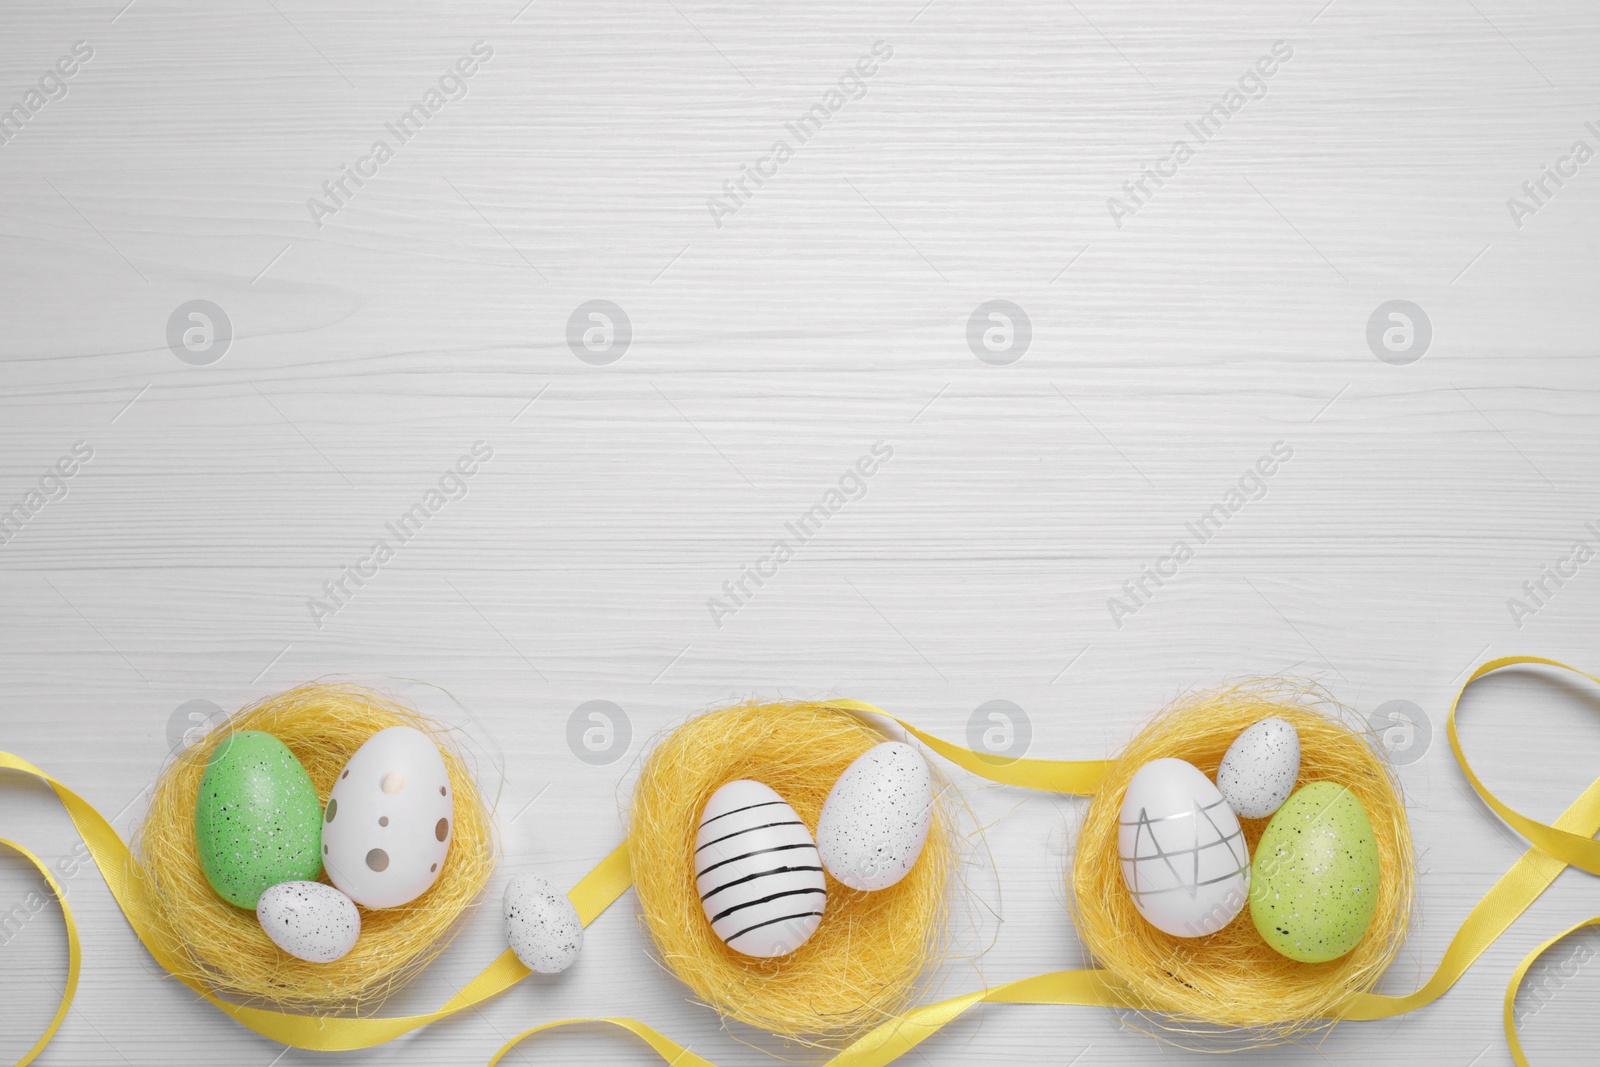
[322, 726, 454, 909]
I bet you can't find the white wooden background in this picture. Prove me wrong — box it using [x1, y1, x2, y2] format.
[3, 0, 1600, 1064]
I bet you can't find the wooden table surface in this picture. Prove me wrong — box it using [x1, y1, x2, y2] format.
[3, 1, 1600, 1064]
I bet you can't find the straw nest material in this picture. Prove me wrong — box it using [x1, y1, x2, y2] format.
[135, 683, 496, 1010]
[629, 700, 955, 1041]
[1071, 682, 1414, 1045]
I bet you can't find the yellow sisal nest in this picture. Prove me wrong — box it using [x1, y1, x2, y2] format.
[629, 701, 956, 1040]
[135, 683, 497, 1010]
[1071, 682, 1414, 1045]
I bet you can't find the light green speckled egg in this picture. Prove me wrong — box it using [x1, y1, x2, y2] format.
[1248, 781, 1379, 963]
[194, 730, 323, 908]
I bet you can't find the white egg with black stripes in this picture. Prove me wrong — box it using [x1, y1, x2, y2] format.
[694, 779, 826, 957]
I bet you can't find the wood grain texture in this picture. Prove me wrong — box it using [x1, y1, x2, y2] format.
[2, 0, 1600, 1063]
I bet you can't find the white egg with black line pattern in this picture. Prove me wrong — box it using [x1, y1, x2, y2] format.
[1117, 757, 1250, 938]
[694, 779, 826, 958]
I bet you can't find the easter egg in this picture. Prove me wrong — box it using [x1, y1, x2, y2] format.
[1215, 717, 1300, 819]
[193, 730, 323, 908]
[504, 874, 584, 974]
[1249, 781, 1379, 962]
[322, 726, 454, 909]
[695, 779, 826, 957]
[256, 881, 360, 963]
[1118, 757, 1250, 938]
[817, 741, 933, 891]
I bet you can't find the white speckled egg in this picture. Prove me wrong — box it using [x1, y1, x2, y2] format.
[1215, 717, 1301, 819]
[695, 780, 826, 957]
[504, 874, 583, 974]
[816, 742, 933, 891]
[256, 881, 360, 962]
[322, 726, 454, 909]
[1118, 757, 1250, 938]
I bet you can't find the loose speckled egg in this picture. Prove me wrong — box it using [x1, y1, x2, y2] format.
[1249, 781, 1380, 962]
[193, 730, 323, 908]
[1118, 757, 1250, 937]
[504, 874, 583, 974]
[322, 726, 453, 909]
[695, 779, 826, 957]
[256, 881, 361, 962]
[817, 741, 933, 891]
[1215, 717, 1301, 819]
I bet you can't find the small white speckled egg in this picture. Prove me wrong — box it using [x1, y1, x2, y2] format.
[816, 742, 933, 891]
[696, 780, 826, 957]
[504, 874, 584, 974]
[322, 726, 454, 909]
[1215, 717, 1301, 819]
[256, 881, 360, 963]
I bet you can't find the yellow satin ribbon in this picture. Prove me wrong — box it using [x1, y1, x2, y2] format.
[830, 700, 1110, 796]
[485, 970, 1130, 1067]
[1502, 916, 1600, 1067]
[0, 838, 79, 1067]
[0, 748, 633, 1054]
[5, 660, 1598, 1064]
[1442, 655, 1600, 1066]
[1448, 655, 1600, 876]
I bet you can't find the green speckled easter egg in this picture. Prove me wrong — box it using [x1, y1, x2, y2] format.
[194, 730, 323, 908]
[1248, 781, 1379, 963]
